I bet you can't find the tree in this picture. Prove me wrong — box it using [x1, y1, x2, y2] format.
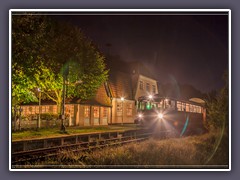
[12, 63, 38, 107]
[12, 14, 108, 113]
[205, 71, 229, 131]
[12, 15, 50, 106]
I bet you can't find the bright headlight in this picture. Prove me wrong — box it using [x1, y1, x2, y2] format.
[158, 113, 163, 119]
[138, 114, 143, 118]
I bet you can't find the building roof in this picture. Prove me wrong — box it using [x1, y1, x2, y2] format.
[106, 57, 158, 101]
[108, 71, 134, 100]
[69, 83, 112, 107]
[22, 84, 112, 107]
[128, 61, 157, 80]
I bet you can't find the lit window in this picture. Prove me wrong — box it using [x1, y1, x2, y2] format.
[189, 104, 193, 112]
[103, 107, 108, 118]
[65, 105, 74, 117]
[181, 103, 186, 111]
[177, 101, 182, 111]
[186, 104, 190, 112]
[84, 106, 90, 118]
[35, 106, 39, 114]
[41, 106, 46, 113]
[29, 107, 33, 114]
[117, 103, 123, 116]
[165, 99, 171, 108]
[157, 101, 164, 109]
[93, 107, 99, 118]
[152, 85, 156, 94]
[146, 102, 151, 110]
[139, 81, 143, 90]
[22, 106, 27, 115]
[53, 106, 57, 114]
[49, 106, 53, 113]
[126, 103, 133, 116]
[146, 83, 150, 92]
[46, 106, 49, 113]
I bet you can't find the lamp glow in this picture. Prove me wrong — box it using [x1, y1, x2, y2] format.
[138, 114, 143, 118]
[158, 113, 163, 119]
[148, 95, 153, 99]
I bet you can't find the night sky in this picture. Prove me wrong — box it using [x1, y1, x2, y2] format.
[55, 12, 229, 93]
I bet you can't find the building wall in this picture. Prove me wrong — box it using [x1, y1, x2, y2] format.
[111, 98, 136, 124]
[18, 104, 110, 129]
[135, 75, 158, 100]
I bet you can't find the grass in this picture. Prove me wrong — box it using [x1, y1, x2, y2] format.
[12, 124, 141, 141]
[16, 131, 229, 169]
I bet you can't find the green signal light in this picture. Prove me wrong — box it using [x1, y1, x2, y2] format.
[146, 104, 151, 110]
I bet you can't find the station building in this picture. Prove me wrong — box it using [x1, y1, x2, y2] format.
[19, 62, 158, 128]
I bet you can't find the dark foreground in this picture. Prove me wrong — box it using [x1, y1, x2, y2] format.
[12, 131, 229, 169]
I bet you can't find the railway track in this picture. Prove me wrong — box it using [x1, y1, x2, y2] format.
[12, 132, 153, 165]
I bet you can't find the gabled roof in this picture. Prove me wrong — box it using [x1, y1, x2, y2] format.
[105, 57, 158, 101]
[128, 61, 157, 80]
[108, 71, 134, 100]
[69, 83, 112, 107]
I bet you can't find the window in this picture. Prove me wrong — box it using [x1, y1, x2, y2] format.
[117, 102, 123, 116]
[93, 107, 99, 118]
[157, 101, 164, 109]
[170, 100, 175, 109]
[139, 81, 143, 90]
[146, 83, 150, 92]
[103, 107, 108, 118]
[22, 106, 27, 115]
[152, 85, 156, 94]
[126, 103, 133, 116]
[45, 106, 49, 113]
[35, 106, 39, 114]
[49, 106, 53, 113]
[139, 102, 145, 110]
[28, 107, 33, 114]
[65, 105, 74, 117]
[41, 106, 46, 113]
[182, 103, 186, 111]
[53, 106, 57, 114]
[189, 104, 193, 112]
[84, 106, 90, 118]
[186, 104, 190, 112]
[196, 106, 201, 113]
[177, 101, 182, 111]
[165, 99, 171, 108]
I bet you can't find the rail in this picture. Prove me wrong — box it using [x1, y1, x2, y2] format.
[12, 129, 153, 165]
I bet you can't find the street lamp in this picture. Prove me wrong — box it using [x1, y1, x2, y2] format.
[37, 88, 41, 130]
[148, 95, 153, 100]
[60, 64, 69, 133]
[121, 97, 125, 125]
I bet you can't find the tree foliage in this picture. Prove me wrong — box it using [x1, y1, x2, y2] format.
[205, 71, 229, 131]
[12, 14, 108, 112]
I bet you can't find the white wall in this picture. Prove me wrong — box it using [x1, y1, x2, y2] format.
[135, 75, 158, 100]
